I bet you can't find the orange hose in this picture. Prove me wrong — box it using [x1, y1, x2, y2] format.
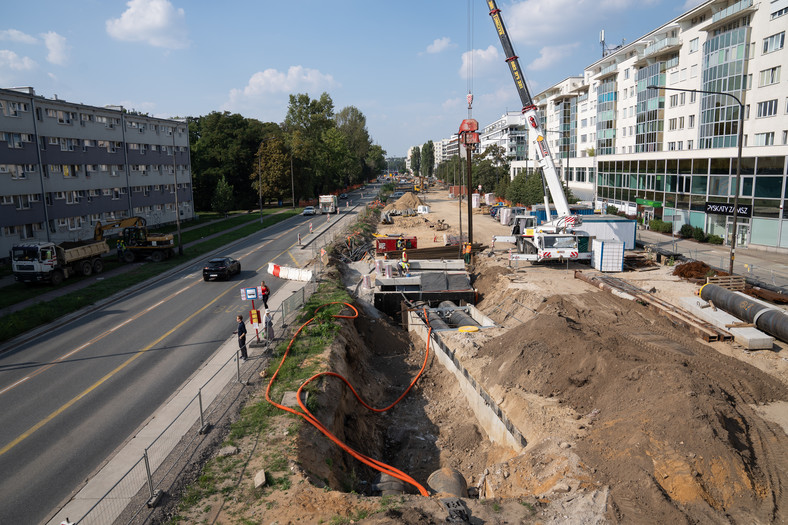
[265, 302, 432, 496]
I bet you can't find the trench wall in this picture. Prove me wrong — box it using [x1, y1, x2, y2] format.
[408, 311, 527, 453]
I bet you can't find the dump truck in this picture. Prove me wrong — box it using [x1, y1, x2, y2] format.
[11, 239, 109, 285]
[318, 194, 338, 214]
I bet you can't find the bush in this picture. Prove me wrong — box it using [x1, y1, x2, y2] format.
[649, 219, 674, 234]
[679, 224, 694, 238]
[707, 234, 724, 245]
[606, 205, 618, 215]
[693, 226, 707, 242]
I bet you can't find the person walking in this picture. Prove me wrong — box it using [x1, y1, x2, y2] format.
[234, 314, 248, 361]
[260, 281, 270, 309]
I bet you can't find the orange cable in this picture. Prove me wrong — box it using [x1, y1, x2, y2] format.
[265, 302, 432, 496]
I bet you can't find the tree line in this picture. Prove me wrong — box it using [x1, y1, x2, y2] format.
[188, 92, 387, 214]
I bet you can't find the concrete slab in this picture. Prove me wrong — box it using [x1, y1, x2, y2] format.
[678, 297, 774, 350]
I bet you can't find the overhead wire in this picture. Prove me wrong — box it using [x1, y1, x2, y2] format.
[265, 302, 433, 496]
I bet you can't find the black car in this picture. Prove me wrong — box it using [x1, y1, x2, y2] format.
[203, 257, 241, 281]
[339, 193, 348, 199]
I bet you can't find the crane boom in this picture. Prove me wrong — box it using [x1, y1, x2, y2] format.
[486, 0, 572, 222]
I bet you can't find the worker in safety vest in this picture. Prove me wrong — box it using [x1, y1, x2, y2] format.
[463, 242, 471, 264]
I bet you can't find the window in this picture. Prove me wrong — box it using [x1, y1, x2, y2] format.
[679, 116, 685, 129]
[689, 115, 695, 128]
[680, 92, 686, 105]
[757, 99, 779, 117]
[754, 132, 775, 146]
[14, 195, 30, 210]
[784, 130, 788, 145]
[759, 66, 781, 86]
[687, 140, 693, 150]
[763, 32, 785, 54]
[773, 6, 788, 19]
[670, 94, 678, 107]
[691, 64, 698, 78]
[689, 37, 699, 53]
[669, 118, 678, 131]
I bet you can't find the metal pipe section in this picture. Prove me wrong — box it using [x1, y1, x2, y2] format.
[699, 283, 788, 343]
[426, 310, 450, 331]
[438, 301, 479, 328]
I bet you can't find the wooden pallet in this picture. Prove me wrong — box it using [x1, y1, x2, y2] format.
[706, 275, 746, 291]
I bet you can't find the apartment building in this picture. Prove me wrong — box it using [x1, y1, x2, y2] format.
[530, 0, 788, 251]
[0, 87, 194, 257]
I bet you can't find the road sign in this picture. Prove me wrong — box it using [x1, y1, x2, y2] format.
[241, 287, 258, 301]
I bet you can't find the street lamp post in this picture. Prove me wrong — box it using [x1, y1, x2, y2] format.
[647, 85, 743, 276]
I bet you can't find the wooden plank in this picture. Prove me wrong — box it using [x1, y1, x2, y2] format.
[706, 275, 746, 291]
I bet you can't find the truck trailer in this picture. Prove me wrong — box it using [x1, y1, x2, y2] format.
[11, 239, 110, 285]
[318, 195, 338, 214]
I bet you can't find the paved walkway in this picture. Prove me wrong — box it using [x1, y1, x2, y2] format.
[636, 228, 788, 292]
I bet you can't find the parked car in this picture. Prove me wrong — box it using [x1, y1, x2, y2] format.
[203, 256, 241, 281]
[339, 193, 348, 199]
[302, 206, 316, 216]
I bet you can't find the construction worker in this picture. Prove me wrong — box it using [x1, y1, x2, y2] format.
[401, 248, 408, 264]
[463, 242, 472, 264]
[116, 239, 126, 261]
[398, 248, 410, 276]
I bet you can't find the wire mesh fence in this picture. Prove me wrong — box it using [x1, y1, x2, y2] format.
[71, 207, 362, 525]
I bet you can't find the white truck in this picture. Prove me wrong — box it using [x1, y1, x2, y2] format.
[488, 0, 589, 263]
[11, 239, 109, 285]
[318, 194, 338, 214]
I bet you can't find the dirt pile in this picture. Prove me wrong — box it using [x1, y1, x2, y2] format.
[382, 192, 424, 213]
[673, 260, 724, 280]
[474, 291, 788, 523]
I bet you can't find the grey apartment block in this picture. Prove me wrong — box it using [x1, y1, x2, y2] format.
[0, 87, 194, 258]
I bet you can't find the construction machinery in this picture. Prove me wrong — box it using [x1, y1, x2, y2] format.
[94, 216, 175, 263]
[11, 239, 109, 285]
[486, 0, 589, 263]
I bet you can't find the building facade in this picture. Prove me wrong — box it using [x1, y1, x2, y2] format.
[0, 87, 194, 257]
[528, 0, 787, 251]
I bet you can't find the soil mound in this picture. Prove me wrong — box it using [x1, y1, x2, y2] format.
[477, 292, 788, 523]
[383, 192, 424, 213]
[673, 260, 726, 279]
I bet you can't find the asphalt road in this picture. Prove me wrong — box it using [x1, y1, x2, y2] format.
[0, 209, 329, 525]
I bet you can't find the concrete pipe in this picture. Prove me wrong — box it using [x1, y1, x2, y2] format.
[439, 301, 479, 329]
[699, 283, 788, 343]
[374, 473, 405, 496]
[427, 467, 468, 497]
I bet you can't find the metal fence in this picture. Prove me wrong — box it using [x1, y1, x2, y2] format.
[71, 208, 366, 524]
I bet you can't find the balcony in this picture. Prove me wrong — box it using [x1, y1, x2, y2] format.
[643, 37, 681, 58]
[703, 0, 756, 32]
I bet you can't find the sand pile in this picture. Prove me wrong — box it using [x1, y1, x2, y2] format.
[382, 192, 424, 213]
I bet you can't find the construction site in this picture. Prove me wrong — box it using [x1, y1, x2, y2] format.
[167, 188, 788, 524]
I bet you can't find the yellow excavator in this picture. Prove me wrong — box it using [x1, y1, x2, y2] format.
[94, 216, 175, 262]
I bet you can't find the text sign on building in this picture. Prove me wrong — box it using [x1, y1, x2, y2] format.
[705, 202, 752, 218]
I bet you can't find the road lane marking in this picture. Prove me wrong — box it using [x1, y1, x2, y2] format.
[0, 282, 236, 457]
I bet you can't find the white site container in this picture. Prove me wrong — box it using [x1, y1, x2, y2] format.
[472, 193, 480, 208]
[498, 208, 511, 226]
[484, 193, 495, 205]
[592, 239, 625, 272]
[417, 205, 431, 214]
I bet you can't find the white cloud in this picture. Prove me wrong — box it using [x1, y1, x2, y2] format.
[506, 0, 658, 46]
[459, 45, 500, 80]
[41, 31, 69, 65]
[528, 43, 579, 71]
[106, 0, 189, 49]
[223, 66, 337, 113]
[0, 49, 36, 71]
[0, 29, 38, 44]
[426, 37, 453, 54]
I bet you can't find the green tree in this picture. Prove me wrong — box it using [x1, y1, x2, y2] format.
[335, 106, 370, 186]
[317, 127, 353, 192]
[283, 93, 336, 199]
[506, 171, 544, 206]
[189, 112, 274, 211]
[253, 136, 290, 205]
[420, 140, 435, 178]
[387, 157, 406, 174]
[365, 144, 387, 178]
[410, 147, 421, 177]
[211, 175, 234, 217]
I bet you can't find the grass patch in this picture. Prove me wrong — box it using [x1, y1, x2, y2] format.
[0, 209, 299, 343]
[173, 275, 354, 520]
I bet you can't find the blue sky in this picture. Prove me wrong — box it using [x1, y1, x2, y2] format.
[2, 0, 704, 157]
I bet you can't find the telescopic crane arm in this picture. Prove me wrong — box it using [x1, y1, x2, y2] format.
[486, 0, 572, 222]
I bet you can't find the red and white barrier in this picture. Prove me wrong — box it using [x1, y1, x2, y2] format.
[268, 262, 313, 282]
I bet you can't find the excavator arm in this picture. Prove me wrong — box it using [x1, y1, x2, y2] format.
[486, 0, 571, 222]
[94, 216, 146, 241]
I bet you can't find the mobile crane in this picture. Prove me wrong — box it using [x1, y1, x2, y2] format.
[486, 0, 590, 263]
[94, 216, 175, 263]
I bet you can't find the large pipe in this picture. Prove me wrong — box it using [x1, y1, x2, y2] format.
[699, 283, 788, 343]
[438, 301, 479, 329]
[426, 310, 450, 330]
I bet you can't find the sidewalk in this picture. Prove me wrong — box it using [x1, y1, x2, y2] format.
[636, 228, 788, 292]
[46, 276, 308, 525]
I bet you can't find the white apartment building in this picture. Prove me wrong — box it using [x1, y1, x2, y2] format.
[529, 0, 788, 251]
